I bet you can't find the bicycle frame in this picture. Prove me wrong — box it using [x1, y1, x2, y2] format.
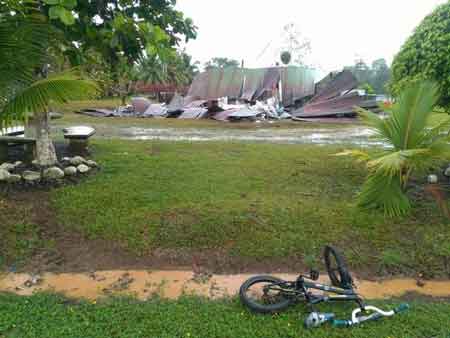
[266, 275, 364, 308]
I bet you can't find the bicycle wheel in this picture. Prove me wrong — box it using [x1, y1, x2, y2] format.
[324, 246, 353, 289]
[239, 275, 297, 314]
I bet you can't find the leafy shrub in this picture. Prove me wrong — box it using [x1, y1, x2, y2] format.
[390, 2, 450, 108]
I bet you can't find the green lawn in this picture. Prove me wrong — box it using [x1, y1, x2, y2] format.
[47, 140, 450, 277]
[0, 293, 449, 338]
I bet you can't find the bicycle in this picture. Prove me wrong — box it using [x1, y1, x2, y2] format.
[239, 246, 409, 328]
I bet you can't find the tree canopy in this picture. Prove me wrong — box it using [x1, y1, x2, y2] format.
[0, 0, 98, 165]
[0, 0, 97, 127]
[137, 51, 199, 86]
[49, 0, 197, 68]
[344, 58, 391, 94]
[205, 57, 240, 70]
[390, 2, 450, 107]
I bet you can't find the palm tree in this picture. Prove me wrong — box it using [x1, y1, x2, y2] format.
[136, 56, 169, 85]
[0, 4, 97, 166]
[339, 81, 450, 216]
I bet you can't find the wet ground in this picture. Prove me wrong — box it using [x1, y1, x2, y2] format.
[2, 270, 450, 301]
[121, 126, 381, 146]
[52, 121, 383, 146]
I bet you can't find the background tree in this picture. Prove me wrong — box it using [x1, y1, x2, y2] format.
[280, 51, 292, 65]
[344, 58, 391, 94]
[45, 0, 197, 96]
[390, 2, 450, 107]
[136, 51, 199, 86]
[371, 58, 391, 94]
[204, 57, 240, 70]
[359, 83, 375, 95]
[280, 23, 311, 66]
[166, 51, 200, 85]
[348, 59, 372, 86]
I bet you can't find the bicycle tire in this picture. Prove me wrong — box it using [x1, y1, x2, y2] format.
[239, 275, 296, 314]
[324, 246, 353, 289]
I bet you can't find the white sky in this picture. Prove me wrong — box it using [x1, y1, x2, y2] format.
[176, 0, 446, 76]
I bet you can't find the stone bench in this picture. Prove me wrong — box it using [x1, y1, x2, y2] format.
[63, 126, 96, 155]
[0, 136, 36, 163]
[0, 126, 25, 137]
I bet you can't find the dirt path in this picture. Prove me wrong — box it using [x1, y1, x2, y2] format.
[2, 270, 450, 301]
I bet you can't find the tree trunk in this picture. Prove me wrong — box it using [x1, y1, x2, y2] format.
[25, 112, 57, 167]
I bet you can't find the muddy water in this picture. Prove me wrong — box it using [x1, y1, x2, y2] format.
[122, 127, 381, 146]
[53, 124, 383, 146]
[1, 270, 450, 301]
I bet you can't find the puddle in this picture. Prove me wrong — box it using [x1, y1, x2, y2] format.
[52, 124, 384, 146]
[119, 127, 382, 146]
[1, 270, 449, 301]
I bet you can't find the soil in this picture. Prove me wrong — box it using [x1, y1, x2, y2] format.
[0, 190, 348, 277]
[0, 189, 440, 281]
[2, 190, 450, 301]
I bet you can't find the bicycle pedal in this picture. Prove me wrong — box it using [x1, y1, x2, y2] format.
[309, 269, 320, 281]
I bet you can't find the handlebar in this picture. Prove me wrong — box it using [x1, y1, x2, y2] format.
[332, 319, 351, 328]
[332, 303, 409, 328]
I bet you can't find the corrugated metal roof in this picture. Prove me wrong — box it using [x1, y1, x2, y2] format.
[187, 66, 315, 107]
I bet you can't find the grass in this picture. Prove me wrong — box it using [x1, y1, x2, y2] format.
[0, 293, 449, 338]
[429, 110, 450, 126]
[48, 140, 450, 277]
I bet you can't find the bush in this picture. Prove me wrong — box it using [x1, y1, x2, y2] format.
[390, 2, 450, 108]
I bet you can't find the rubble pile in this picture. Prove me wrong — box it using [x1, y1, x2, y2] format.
[77, 68, 386, 123]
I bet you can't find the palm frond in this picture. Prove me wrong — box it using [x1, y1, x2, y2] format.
[389, 81, 439, 149]
[335, 149, 371, 164]
[355, 106, 393, 145]
[0, 11, 52, 89]
[358, 172, 411, 217]
[0, 71, 98, 128]
[350, 81, 446, 217]
[368, 149, 431, 177]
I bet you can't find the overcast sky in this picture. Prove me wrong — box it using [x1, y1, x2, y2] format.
[176, 0, 446, 76]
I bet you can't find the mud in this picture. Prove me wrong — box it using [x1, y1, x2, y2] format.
[2, 270, 450, 301]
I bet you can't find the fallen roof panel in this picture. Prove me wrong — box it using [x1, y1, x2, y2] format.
[281, 66, 315, 107]
[308, 70, 358, 104]
[291, 93, 366, 118]
[291, 93, 382, 118]
[178, 108, 208, 119]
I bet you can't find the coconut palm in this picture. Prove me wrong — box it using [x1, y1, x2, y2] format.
[136, 55, 169, 85]
[0, 3, 97, 166]
[338, 81, 450, 216]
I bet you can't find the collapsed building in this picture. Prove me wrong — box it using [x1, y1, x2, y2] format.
[77, 67, 384, 122]
[290, 70, 383, 121]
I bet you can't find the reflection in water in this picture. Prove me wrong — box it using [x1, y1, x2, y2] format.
[1, 270, 449, 301]
[119, 127, 383, 146]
